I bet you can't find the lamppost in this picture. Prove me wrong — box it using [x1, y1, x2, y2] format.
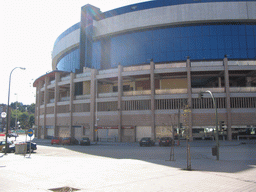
[198, 90, 220, 160]
[5, 67, 26, 155]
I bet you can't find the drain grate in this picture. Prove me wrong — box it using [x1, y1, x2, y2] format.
[48, 186, 80, 192]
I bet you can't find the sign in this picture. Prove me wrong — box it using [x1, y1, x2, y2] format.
[28, 129, 33, 137]
[1, 112, 6, 118]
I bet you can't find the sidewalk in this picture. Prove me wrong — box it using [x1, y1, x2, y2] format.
[1, 140, 255, 192]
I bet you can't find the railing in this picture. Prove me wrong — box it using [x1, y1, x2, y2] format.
[76, 72, 91, 78]
[230, 87, 256, 93]
[75, 95, 90, 100]
[192, 88, 225, 93]
[60, 97, 70, 102]
[50, 80, 55, 84]
[61, 75, 70, 81]
[98, 92, 118, 98]
[123, 90, 151, 96]
[123, 65, 150, 72]
[99, 68, 118, 75]
[191, 61, 223, 67]
[156, 89, 187, 94]
[49, 99, 55, 103]
[229, 60, 256, 66]
[155, 62, 186, 69]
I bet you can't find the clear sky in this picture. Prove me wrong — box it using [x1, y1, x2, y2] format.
[1, 0, 149, 105]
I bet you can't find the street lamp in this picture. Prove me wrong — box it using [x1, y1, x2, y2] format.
[5, 67, 26, 155]
[198, 90, 219, 160]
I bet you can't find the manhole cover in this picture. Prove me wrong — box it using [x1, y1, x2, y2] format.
[49, 186, 80, 192]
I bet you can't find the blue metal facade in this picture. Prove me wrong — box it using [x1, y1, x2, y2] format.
[92, 24, 256, 69]
[56, 49, 80, 72]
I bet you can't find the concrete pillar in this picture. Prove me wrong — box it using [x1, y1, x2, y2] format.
[54, 72, 61, 137]
[70, 73, 75, 139]
[90, 69, 97, 141]
[150, 60, 156, 141]
[43, 76, 49, 139]
[186, 57, 193, 141]
[118, 65, 123, 142]
[37, 81, 43, 139]
[218, 77, 222, 88]
[223, 57, 232, 141]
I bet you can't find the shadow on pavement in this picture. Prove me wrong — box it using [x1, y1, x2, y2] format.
[33, 138, 256, 174]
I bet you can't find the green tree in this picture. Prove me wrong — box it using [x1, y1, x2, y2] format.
[29, 114, 35, 128]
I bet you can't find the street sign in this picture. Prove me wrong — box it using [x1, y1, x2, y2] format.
[28, 129, 33, 137]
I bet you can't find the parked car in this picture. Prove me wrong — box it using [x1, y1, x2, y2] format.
[2, 142, 37, 153]
[159, 137, 174, 146]
[80, 137, 90, 145]
[71, 138, 80, 145]
[26, 142, 37, 152]
[61, 137, 71, 145]
[0, 141, 12, 151]
[51, 137, 62, 145]
[139, 137, 155, 147]
[7, 133, 18, 138]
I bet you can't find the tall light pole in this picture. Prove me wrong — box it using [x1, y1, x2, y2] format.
[5, 67, 26, 155]
[198, 90, 219, 160]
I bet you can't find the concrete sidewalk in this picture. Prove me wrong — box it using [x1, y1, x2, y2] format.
[0, 141, 256, 192]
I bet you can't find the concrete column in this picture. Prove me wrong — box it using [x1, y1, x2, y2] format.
[37, 81, 43, 139]
[70, 73, 75, 139]
[223, 57, 232, 141]
[90, 69, 97, 141]
[218, 77, 222, 88]
[247, 77, 252, 87]
[43, 76, 49, 139]
[54, 72, 61, 137]
[150, 60, 156, 141]
[118, 65, 123, 142]
[186, 57, 193, 141]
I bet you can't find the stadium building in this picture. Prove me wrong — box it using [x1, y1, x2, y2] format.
[33, 0, 256, 142]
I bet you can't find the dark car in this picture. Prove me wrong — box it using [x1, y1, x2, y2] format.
[51, 137, 62, 145]
[80, 137, 90, 145]
[159, 137, 174, 146]
[26, 142, 37, 152]
[139, 137, 155, 147]
[61, 137, 71, 145]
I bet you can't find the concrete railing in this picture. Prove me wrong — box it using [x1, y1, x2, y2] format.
[123, 65, 150, 72]
[192, 88, 225, 93]
[156, 89, 187, 94]
[155, 62, 186, 69]
[75, 95, 90, 100]
[230, 87, 256, 92]
[228, 60, 256, 66]
[98, 92, 118, 98]
[61, 75, 70, 81]
[76, 72, 91, 78]
[123, 90, 151, 96]
[99, 68, 118, 75]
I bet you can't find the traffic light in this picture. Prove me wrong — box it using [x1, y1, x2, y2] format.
[198, 92, 204, 99]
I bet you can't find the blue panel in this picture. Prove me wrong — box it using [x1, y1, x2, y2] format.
[232, 49, 240, 59]
[225, 36, 233, 49]
[247, 36, 255, 49]
[223, 25, 232, 36]
[57, 49, 80, 72]
[231, 25, 239, 36]
[210, 49, 218, 59]
[239, 36, 247, 49]
[180, 38, 188, 51]
[246, 25, 254, 36]
[240, 49, 247, 58]
[217, 35, 225, 49]
[248, 49, 255, 58]
[232, 36, 239, 49]
[92, 41, 101, 69]
[239, 25, 246, 36]
[201, 25, 210, 36]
